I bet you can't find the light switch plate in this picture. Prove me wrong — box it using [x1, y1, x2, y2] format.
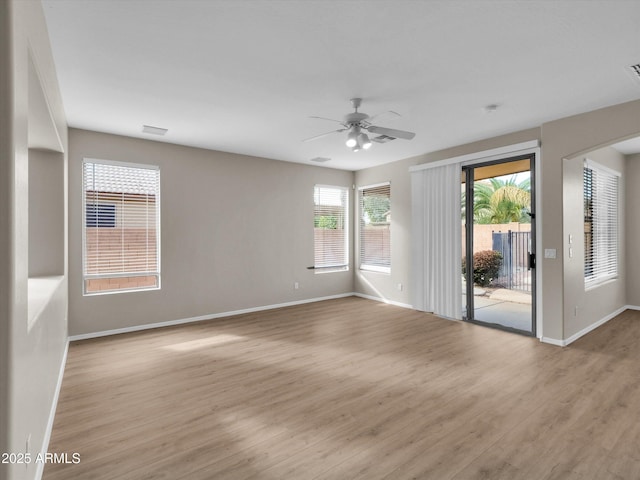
[544, 248, 557, 259]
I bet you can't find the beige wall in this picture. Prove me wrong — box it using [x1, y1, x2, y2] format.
[68, 129, 355, 336]
[1, 1, 69, 480]
[354, 157, 415, 305]
[541, 100, 640, 340]
[563, 147, 626, 339]
[626, 153, 640, 307]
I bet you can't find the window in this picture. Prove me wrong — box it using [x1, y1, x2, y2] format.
[313, 185, 348, 271]
[584, 159, 619, 288]
[359, 182, 391, 273]
[82, 159, 160, 294]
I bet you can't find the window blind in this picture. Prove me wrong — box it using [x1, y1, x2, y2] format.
[584, 159, 619, 288]
[314, 185, 348, 270]
[83, 159, 160, 294]
[410, 163, 462, 319]
[359, 182, 391, 272]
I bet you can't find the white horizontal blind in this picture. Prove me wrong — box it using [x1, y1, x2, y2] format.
[314, 185, 348, 270]
[584, 159, 619, 288]
[83, 159, 160, 294]
[359, 183, 391, 272]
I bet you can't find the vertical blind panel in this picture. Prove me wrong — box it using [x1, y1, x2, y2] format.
[314, 186, 348, 268]
[83, 161, 160, 291]
[359, 183, 391, 269]
[584, 163, 618, 286]
[410, 164, 462, 319]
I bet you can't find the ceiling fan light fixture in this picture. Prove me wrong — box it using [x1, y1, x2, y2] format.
[306, 99, 415, 151]
[346, 128, 359, 147]
[358, 133, 372, 150]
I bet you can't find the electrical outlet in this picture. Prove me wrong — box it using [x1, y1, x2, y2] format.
[397, 283, 403, 291]
[294, 282, 299, 290]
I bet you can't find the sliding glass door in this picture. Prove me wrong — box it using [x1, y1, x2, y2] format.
[462, 155, 536, 336]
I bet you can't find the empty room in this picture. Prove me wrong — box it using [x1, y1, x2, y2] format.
[3, 1, 640, 479]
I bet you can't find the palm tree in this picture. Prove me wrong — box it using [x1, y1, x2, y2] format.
[472, 176, 530, 224]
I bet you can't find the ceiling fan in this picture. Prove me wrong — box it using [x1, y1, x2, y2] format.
[304, 98, 416, 152]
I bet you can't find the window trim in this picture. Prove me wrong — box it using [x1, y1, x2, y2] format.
[82, 158, 161, 295]
[313, 184, 349, 273]
[358, 181, 391, 274]
[583, 158, 620, 290]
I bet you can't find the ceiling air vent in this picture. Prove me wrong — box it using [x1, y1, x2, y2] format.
[626, 64, 640, 86]
[371, 135, 396, 144]
[310, 157, 331, 163]
[142, 125, 168, 136]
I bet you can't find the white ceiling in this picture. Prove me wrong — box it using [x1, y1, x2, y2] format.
[612, 136, 640, 155]
[42, 0, 640, 171]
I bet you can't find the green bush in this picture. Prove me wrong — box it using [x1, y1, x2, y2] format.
[315, 215, 338, 229]
[461, 250, 503, 287]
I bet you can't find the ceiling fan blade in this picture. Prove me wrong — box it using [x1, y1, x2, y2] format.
[303, 128, 346, 142]
[309, 115, 344, 124]
[368, 110, 401, 123]
[367, 125, 415, 140]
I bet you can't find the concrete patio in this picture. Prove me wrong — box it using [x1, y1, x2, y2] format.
[463, 285, 533, 333]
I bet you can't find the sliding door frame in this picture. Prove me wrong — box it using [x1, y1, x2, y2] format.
[462, 153, 537, 337]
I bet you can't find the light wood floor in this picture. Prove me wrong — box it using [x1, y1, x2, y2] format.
[44, 297, 640, 479]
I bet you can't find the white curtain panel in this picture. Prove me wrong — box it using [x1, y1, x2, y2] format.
[411, 163, 462, 319]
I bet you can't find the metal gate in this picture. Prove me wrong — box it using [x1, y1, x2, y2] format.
[492, 231, 531, 292]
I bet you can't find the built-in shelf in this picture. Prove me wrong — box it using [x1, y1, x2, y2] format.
[28, 149, 64, 277]
[26, 53, 66, 331]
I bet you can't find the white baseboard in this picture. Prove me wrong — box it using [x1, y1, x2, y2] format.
[36, 340, 69, 480]
[542, 305, 633, 347]
[563, 305, 628, 346]
[69, 293, 355, 341]
[67, 298, 640, 344]
[353, 292, 413, 310]
[540, 336, 565, 347]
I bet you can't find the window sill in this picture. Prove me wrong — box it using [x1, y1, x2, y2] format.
[585, 276, 618, 292]
[314, 267, 349, 274]
[360, 265, 391, 274]
[83, 285, 161, 296]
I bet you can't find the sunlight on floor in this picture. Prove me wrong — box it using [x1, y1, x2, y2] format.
[163, 333, 247, 351]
